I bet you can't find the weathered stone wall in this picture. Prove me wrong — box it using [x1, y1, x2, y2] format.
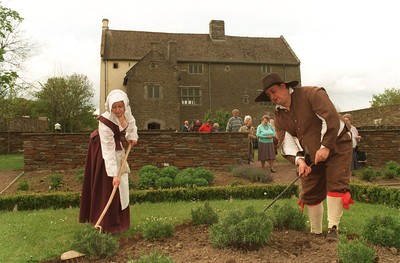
[357, 127, 400, 167]
[23, 131, 249, 171]
[341, 104, 400, 127]
[0, 132, 24, 154]
[0, 117, 48, 132]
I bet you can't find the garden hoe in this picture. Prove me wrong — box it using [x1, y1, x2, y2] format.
[60, 143, 132, 262]
[263, 163, 314, 212]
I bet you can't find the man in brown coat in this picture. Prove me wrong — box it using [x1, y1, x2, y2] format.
[255, 72, 354, 241]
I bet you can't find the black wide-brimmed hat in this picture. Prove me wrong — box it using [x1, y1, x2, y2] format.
[255, 72, 299, 102]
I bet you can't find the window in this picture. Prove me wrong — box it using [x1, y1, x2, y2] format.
[148, 122, 161, 129]
[113, 63, 119, 69]
[181, 87, 201, 105]
[149, 61, 157, 69]
[242, 95, 249, 104]
[261, 64, 271, 74]
[188, 64, 203, 74]
[225, 65, 230, 72]
[147, 84, 160, 99]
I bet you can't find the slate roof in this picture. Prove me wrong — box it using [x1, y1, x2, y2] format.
[101, 29, 300, 65]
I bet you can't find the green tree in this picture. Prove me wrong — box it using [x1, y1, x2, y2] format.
[203, 109, 230, 131]
[35, 74, 97, 132]
[370, 88, 400, 107]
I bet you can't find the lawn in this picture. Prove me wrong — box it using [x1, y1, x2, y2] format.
[0, 153, 24, 171]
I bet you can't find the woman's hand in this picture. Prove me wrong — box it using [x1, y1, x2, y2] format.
[129, 140, 138, 146]
[113, 176, 120, 187]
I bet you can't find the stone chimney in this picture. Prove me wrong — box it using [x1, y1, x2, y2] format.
[150, 42, 158, 52]
[102, 18, 109, 30]
[168, 41, 177, 65]
[209, 20, 225, 40]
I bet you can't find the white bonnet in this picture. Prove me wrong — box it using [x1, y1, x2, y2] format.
[105, 89, 130, 112]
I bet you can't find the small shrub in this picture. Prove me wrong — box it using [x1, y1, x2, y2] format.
[138, 165, 160, 177]
[137, 172, 159, 190]
[128, 250, 175, 263]
[193, 167, 215, 184]
[272, 203, 307, 230]
[231, 165, 273, 183]
[141, 217, 174, 240]
[75, 168, 84, 183]
[362, 214, 400, 248]
[384, 160, 400, 179]
[17, 180, 29, 191]
[359, 166, 377, 182]
[49, 174, 63, 190]
[160, 166, 179, 179]
[210, 206, 273, 250]
[191, 202, 219, 225]
[155, 177, 174, 189]
[71, 224, 119, 259]
[338, 235, 376, 263]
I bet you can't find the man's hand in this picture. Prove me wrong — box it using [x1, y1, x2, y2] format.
[297, 159, 312, 177]
[315, 148, 330, 164]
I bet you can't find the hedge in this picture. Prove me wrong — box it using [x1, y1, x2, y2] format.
[0, 183, 399, 211]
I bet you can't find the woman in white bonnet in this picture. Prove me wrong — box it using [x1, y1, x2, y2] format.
[79, 90, 138, 233]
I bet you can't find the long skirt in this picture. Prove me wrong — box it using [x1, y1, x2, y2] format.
[79, 132, 130, 234]
[258, 141, 276, 161]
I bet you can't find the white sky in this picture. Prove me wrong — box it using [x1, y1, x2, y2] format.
[3, 0, 400, 112]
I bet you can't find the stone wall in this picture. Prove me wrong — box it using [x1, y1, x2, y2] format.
[357, 127, 400, 167]
[23, 131, 249, 171]
[0, 116, 48, 132]
[341, 104, 400, 127]
[0, 132, 24, 154]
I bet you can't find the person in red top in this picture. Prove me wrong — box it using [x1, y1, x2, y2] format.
[255, 72, 353, 241]
[198, 119, 212, 132]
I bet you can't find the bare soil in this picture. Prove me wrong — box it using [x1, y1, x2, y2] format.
[1, 162, 400, 263]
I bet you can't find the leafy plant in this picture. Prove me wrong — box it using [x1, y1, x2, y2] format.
[75, 168, 84, 183]
[155, 177, 174, 189]
[49, 174, 63, 190]
[138, 165, 160, 177]
[128, 250, 175, 263]
[362, 214, 400, 248]
[338, 235, 376, 263]
[358, 166, 377, 182]
[191, 202, 218, 225]
[231, 164, 273, 183]
[384, 160, 400, 179]
[71, 224, 119, 259]
[17, 180, 29, 191]
[160, 166, 179, 179]
[141, 217, 174, 240]
[272, 202, 307, 230]
[210, 206, 273, 249]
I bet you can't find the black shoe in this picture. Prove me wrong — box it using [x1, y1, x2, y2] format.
[326, 225, 339, 242]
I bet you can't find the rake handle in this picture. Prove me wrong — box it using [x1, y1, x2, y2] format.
[263, 162, 314, 212]
[94, 143, 132, 230]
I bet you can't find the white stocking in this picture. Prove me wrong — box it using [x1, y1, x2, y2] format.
[327, 196, 343, 229]
[306, 203, 323, 234]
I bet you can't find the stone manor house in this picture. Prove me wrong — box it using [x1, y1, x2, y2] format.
[99, 19, 301, 130]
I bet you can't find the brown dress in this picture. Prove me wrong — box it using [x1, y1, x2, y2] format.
[79, 116, 130, 233]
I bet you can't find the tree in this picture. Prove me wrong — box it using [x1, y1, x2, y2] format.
[35, 74, 97, 132]
[370, 88, 400, 107]
[1, 3, 34, 97]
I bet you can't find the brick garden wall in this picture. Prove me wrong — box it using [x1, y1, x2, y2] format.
[23, 131, 249, 171]
[357, 127, 400, 167]
[0, 132, 24, 154]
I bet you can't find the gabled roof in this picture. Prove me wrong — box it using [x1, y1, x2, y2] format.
[101, 29, 300, 65]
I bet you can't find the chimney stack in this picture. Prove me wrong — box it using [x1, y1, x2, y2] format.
[209, 20, 225, 40]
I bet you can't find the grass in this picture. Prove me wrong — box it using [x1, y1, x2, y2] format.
[0, 154, 24, 171]
[0, 199, 399, 262]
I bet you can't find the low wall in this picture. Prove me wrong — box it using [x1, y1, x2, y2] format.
[0, 132, 24, 154]
[23, 131, 249, 171]
[357, 127, 400, 167]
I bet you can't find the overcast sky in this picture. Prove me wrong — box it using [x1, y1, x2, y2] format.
[3, 0, 400, 112]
